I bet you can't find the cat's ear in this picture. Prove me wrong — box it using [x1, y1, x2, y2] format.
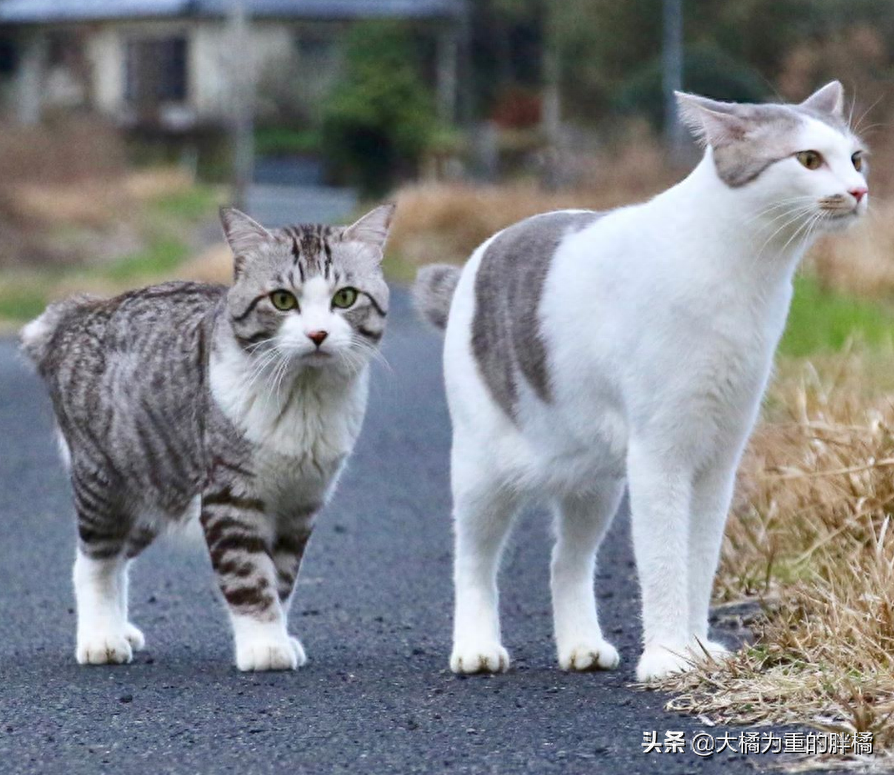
[343, 203, 396, 256]
[675, 92, 751, 148]
[799, 81, 844, 119]
[220, 207, 272, 276]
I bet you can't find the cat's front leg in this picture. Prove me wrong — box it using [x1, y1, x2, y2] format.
[626, 440, 694, 681]
[271, 519, 315, 664]
[688, 457, 740, 661]
[201, 486, 299, 671]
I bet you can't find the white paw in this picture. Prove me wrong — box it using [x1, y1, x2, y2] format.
[636, 644, 692, 682]
[235, 634, 300, 672]
[76, 631, 133, 665]
[558, 638, 620, 671]
[450, 642, 510, 674]
[124, 623, 146, 651]
[289, 636, 307, 667]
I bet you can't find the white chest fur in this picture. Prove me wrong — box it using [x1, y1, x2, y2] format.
[209, 334, 369, 502]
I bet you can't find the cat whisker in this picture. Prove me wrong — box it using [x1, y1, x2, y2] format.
[350, 337, 391, 372]
[754, 204, 818, 257]
[745, 197, 816, 228]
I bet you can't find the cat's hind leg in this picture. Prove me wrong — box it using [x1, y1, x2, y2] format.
[71, 470, 136, 665]
[73, 494, 133, 665]
[551, 481, 625, 672]
[118, 525, 159, 652]
[449, 448, 520, 675]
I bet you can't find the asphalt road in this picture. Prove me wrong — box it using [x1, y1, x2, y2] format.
[0, 289, 828, 774]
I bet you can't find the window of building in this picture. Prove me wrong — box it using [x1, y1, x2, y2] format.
[124, 36, 188, 104]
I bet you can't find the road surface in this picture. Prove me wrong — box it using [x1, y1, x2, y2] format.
[0, 289, 824, 774]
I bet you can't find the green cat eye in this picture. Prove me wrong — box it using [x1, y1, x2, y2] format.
[332, 287, 358, 309]
[270, 290, 298, 311]
[796, 150, 823, 170]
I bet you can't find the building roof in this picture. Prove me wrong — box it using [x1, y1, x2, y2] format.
[0, 0, 466, 24]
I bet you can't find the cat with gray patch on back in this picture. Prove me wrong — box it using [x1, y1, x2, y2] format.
[21, 203, 394, 671]
[414, 82, 868, 681]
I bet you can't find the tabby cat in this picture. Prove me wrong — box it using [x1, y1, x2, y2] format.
[21, 204, 393, 671]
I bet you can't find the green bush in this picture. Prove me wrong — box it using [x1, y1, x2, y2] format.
[615, 44, 769, 129]
[322, 21, 436, 196]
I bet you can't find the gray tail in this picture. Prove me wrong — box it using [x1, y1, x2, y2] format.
[412, 264, 461, 331]
[20, 294, 96, 368]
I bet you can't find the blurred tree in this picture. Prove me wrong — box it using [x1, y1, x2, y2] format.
[617, 44, 769, 126]
[321, 21, 436, 196]
[468, 0, 894, 128]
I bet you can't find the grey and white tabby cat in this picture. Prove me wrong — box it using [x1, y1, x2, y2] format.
[21, 204, 394, 671]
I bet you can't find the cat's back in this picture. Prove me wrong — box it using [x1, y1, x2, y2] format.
[24, 281, 226, 381]
[22, 281, 227, 507]
[445, 210, 603, 420]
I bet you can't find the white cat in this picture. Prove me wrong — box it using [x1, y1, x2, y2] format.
[412, 82, 868, 681]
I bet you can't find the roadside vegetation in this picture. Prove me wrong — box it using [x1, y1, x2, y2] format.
[0, 119, 221, 330]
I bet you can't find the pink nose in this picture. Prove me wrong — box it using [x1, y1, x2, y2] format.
[849, 187, 868, 203]
[307, 330, 328, 347]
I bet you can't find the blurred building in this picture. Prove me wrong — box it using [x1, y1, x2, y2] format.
[0, 0, 465, 129]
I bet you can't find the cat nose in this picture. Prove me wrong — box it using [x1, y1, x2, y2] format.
[307, 330, 328, 347]
[849, 187, 868, 203]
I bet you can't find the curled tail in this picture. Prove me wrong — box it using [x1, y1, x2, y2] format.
[412, 264, 461, 331]
[20, 294, 96, 368]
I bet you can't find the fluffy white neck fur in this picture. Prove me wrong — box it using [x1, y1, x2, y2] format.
[209, 329, 369, 459]
[651, 151, 810, 286]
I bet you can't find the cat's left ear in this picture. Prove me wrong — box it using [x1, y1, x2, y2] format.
[675, 92, 751, 148]
[799, 81, 845, 119]
[220, 207, 272, 277]
[343, 203, 396, 258]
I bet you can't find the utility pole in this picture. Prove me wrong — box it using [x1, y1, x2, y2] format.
[229, 0, 254, 211]
[541, 5, 560, 147]
[662, 0, 684, 157]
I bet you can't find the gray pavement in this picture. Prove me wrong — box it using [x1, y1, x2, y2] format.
[246, 185, 358, 228]
[0, 289, 827, 774]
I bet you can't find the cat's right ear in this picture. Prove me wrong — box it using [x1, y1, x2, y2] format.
[220, 207, 271, 277]
[675, 92, 750, 148]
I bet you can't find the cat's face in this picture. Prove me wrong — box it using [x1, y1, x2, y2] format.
[677, 81, 868, 236]
[220, 204, 394, 375]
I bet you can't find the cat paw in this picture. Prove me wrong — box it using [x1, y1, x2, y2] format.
[450, 642, 510, 674]
[124, 623, 146, 651]
[289, 636, 308, 667]
[558, 639, 620, 671]
[635, 644, 692, 682]
[76, 632, 133, 665]
[235, 634, 299, 672]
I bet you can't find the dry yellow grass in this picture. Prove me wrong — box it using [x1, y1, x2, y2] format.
[9, 168, 197, 231]
[179, 242, 233, 285]
[389, 138, 678, 268]
[656, 353, 894, 770]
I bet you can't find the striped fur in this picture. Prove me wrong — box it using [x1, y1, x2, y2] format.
[22, 204, 394, 670]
